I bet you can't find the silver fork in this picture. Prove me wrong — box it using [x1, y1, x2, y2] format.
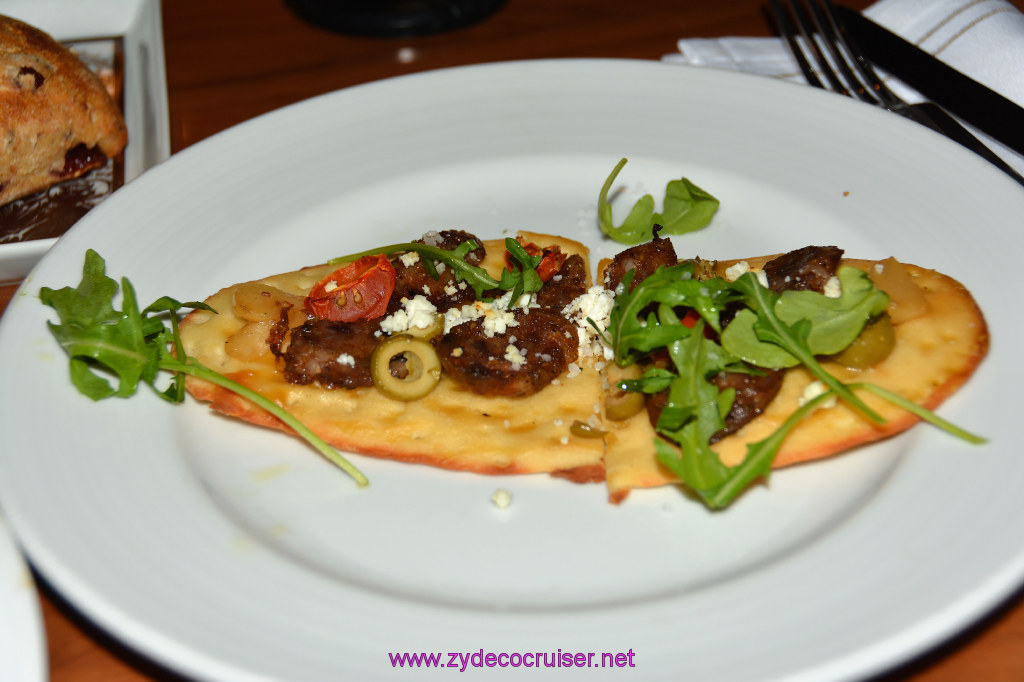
[770, 0, 1024, 187]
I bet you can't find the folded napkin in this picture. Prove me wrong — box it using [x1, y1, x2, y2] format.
[664, 0, 1024, 173]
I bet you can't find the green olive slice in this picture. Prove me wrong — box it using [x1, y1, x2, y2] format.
[830, 313, 896, 370]
[570, 420, 608, 438]
[604, 363, 646, 421]
[402, 312, 444, 340]
[370, 334, 442, 401]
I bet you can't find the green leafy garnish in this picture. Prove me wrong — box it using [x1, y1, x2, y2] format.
[604, 262, 739, 365]
[598, 158, 720, 245]
[721, 269, 886, 423]
[721, 266, 890, 364]
[607, 252, 982, 509]
[41, 250, 369, 487]
[329, 237, 545, 302]
[498, 237, 545, 302]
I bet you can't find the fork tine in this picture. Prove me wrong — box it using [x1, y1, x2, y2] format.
[814, 0, 903, 106]
[768, 0, 824, 89]
[803, 0, 874, 102]
[787, 0, 852, 94]
[772, 0, 877, 103]
[774, 0, 1024, 187]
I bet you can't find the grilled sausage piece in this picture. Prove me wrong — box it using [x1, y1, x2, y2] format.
[535, 253, 588, 311]
[389, 229, 486, 313]
[603, 230, 678, 292]
[281, 318, 380, 389]
[436, 308, 579, 397]
[764, 245, 844, 293]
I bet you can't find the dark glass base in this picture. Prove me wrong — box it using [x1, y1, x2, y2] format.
[285, 0, 507, 37]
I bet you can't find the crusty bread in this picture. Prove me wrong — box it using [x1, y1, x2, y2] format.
[0, 15, 127, 206]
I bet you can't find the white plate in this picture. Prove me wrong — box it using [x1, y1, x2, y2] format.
[0, 514, 45, 682]
[0, 60, 1020, 682]
[0, 0, 170, 282]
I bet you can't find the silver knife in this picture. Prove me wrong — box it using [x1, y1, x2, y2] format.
[835, 5, 1024, 157]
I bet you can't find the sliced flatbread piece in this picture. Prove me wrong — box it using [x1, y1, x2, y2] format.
[179, 234, 606, 481]
[604, 257, 989, 503]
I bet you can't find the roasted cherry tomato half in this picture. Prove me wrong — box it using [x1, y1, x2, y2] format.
[680, 308, 701, 328]
[504, 238, 567, 283]
[306, 254, 396, 322]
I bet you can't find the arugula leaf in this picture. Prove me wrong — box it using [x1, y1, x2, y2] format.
[41, 250, 369, 488]
[697, 381, 989, 509]
[330, 241, 502, 298]
[606, 262, 740, 365]
[598, 158, 720, 245]
[330, 237, 546, 302]
[498, 237, 545, 302]
[720, 267, 888, 365]
[698, 389, 838, 508]
[604, 245, 985, 509]
[721, 271, 885, 423]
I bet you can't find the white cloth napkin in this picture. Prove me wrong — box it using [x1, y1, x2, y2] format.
[663, 0, 1024, 173]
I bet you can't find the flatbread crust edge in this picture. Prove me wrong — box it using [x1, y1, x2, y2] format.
[603, 256, 989, 503]
[179, 233, 607, 483]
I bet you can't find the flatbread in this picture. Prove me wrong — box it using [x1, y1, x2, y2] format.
[180, 240, 987, 504]
[603, 257, 989, 503]
[179, 233, 607, 482]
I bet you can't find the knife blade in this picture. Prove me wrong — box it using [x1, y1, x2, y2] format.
[835, 4, 1024, 157]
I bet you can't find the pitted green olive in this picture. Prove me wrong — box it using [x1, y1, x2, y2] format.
[370, 334, 442, 401]
[604, 363, 646, 422]
[403, 313, 444, 340]
[830, 313, 895, 370]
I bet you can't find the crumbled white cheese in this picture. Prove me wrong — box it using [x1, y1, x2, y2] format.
[336, 353, 356, 367]
[566, 362, 582, 378]
[450, 347, 464, 357]
[504, 344, 527, 368]
[562, 286, 616, 361]
[443, 294, 522, 337]
[724, 261, 769, 288]
[398, 251, 420, 267]
[823, 276, 842, 299]
[379, 295, 438, 335]
[484, 309, 517, 337]
[491, 488, 512, 509]
[799, 380, 837, 409]
[724, 261, 751, 281]
[421, 231, 443, 247]
[322, 280, 339, 293]
[873, 263, 885, 274]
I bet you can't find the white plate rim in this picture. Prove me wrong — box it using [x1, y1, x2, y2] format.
[0, 58, 1021, 682]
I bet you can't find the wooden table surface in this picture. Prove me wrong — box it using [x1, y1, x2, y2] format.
[3, 0, 1024, 679]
